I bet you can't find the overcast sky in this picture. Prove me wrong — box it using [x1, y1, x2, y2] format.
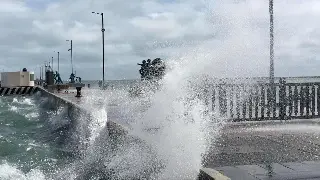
[0, 0, 319, 80]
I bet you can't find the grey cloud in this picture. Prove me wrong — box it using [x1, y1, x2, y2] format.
[0, 0, 320, 80]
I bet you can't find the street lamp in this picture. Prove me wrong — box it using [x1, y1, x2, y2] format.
[51, 56, 53, 70]
[39, 66, 41, 80]
[66, 40, 73, 74]
[269, 0, 274, 84]
[40, 66, 44, 85]
[44, 61, 48, 83]
[54, 51, 60, 73]
[45, 61, 47, 72]
[92, 11, 105, 87]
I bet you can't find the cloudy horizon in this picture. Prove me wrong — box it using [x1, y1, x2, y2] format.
[1, 0, 319, 80]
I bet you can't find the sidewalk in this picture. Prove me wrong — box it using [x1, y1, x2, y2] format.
[204, 121, 320, 179]
[215, 161, 320, 180]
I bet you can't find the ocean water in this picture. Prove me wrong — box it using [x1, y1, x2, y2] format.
[0, 95, 71, 179]
[0, 93, 118, 179]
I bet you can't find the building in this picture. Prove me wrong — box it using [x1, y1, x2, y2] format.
[1, 68, 34, 87]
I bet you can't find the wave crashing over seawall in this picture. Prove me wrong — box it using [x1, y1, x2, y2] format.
[0, 84, 224, 180]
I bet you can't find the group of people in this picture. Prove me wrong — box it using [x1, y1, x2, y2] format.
[137, 58, 166, 80]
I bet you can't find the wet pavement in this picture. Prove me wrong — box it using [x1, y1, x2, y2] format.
[215, 161, 320, 180]
[204, 121, 320, 179]
[52, 88, 85, 103]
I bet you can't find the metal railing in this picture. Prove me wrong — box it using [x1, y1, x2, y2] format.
[208, 81, 320, 121]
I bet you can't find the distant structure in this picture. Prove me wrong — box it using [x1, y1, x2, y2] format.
[66, 71, 84, 97]
[45, 65, 54, 86]
[69, 72, 76, 83]
[137, 58, 166, 81]
[54, 71, 63, 84]
[1, 68, 35, 87]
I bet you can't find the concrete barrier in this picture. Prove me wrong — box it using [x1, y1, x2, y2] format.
[36, 86, 128, 139]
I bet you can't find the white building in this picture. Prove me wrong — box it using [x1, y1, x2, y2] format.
[1, 71, 35, 87]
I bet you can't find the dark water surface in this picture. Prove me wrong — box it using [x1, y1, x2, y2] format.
[0, 92, 165, 180]
[0, 95, 74, 179]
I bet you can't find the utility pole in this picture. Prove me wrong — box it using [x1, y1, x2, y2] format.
[44, 62, 47, 82]
[54, 51, 60, 73]
[102, 13, 105, 87]
[269, 0, 274, 84]
[40, 66, 42, 85]
[51, 57, 53, 70]
[42, 66, 44, 83]
[57, 52, 60, 74]
[92, 11, 105, 87]
[66, 40, 73, 74]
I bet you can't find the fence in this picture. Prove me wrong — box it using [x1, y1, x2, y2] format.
[208, 79, 320, 121]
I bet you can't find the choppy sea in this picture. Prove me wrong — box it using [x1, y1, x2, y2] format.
[0, 95, 68, 179]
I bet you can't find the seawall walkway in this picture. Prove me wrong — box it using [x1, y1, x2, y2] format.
[37, 87, 320, 180]
[36, 87, 128, 140]
[205, 120, 320, 179]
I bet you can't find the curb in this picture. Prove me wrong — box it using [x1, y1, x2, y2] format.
[198, 168, 231, 180]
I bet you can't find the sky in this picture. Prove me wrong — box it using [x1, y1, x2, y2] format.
[0, 0, 320, 80]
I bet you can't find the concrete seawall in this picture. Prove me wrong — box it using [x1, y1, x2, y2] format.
[36, 87, 128, 143]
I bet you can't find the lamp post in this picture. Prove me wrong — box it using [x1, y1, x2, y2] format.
[44, 61, 47, 83]
[42, 65, 44, 84]
[41, 66, 44, 85]
[51, 56, 53, 70]
[39, 66, 41, 80]
[92, 11, 105, 87]
[54, 51, 60, 73]
[66, 40, 73, 74]
[269, 0, 274, 84]
[58, 52, 60, 73]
